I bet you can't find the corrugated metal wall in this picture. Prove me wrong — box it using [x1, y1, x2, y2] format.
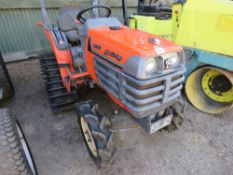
[0, 6, 136, 55]
[0, 8, 58, 54]
[0, 0, 93, 61]
[0, 0, 138, 61]
[0, 0, 172, 61]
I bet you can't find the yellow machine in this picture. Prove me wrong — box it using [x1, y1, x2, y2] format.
[129, 0, 233, 114]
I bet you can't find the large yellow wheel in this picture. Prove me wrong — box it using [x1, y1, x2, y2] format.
[185, 67, 233, 114]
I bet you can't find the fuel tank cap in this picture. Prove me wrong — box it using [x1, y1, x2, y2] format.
[149, 37, 161, 45]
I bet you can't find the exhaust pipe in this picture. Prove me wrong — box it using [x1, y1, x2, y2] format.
[39, 0, 51, 27]
[93, 0, 99, 17]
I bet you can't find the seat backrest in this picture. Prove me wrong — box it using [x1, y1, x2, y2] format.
[57, 6, 83, 42]
[57, 5, 83, 32]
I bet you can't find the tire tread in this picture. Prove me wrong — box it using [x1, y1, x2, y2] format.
[0, 109, 31, 175]
[76, 101, 117, 167]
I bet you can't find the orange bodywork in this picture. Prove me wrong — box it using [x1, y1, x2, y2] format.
[43, 28, 90, 91]
[43, 25, 182, 113]
[85, 26, 182, 112]
[86, 26, 183, 82]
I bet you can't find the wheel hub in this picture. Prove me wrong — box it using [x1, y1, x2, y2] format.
[210, 75, 231, 92]
[80, 116, 98, 157]
[201, 69, 233, 103]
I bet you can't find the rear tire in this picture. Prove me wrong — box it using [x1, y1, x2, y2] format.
[0, 52, 14, 102]
[76, 101, 117, 167]
[0, 108, 37, 175]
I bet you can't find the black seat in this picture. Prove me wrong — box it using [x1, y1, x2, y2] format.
[57, 6, 83, 43]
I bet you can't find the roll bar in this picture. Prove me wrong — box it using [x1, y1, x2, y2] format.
[39, 0, 51, 27]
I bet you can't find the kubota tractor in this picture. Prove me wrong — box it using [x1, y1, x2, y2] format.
[129, 0, 233, 114]
[39, 0, 186, 166]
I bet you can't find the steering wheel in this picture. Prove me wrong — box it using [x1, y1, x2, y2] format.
[155, 11, 172, 20]
[77, 5, 112, 24]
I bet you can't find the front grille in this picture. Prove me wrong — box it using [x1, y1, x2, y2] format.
[95, 57, 186, 118]
[95, 58, 122, 98]
[123, 71, 184, 107]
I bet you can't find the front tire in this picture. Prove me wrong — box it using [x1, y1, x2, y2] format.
[76, 101, 117, 167]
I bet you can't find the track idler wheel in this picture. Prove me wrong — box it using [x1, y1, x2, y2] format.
[185, 66, 233, 114]
[75, 101, 117, 167]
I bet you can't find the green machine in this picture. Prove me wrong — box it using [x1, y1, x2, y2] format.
[129, 0, 233, 114]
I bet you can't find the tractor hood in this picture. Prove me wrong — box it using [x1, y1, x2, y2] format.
[87, 26, 183, 66]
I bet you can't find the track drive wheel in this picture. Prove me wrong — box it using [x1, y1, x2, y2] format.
[165, 97, 185, 132]
[76, 101, 117, 167]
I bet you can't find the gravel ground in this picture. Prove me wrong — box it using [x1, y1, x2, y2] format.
[4, 59, 233, 175]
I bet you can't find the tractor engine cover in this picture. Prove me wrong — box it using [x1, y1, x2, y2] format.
[85, 22, 186, 119]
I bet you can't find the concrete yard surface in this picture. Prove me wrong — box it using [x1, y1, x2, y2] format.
[4, 59, 233, 175]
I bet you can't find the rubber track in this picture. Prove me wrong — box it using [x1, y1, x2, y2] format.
[39, 54, 77, 113]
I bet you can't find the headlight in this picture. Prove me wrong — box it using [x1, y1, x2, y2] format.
[163, 53, 180, 70]
[124, 52, 183, 80]
[145, 58, 157, 73]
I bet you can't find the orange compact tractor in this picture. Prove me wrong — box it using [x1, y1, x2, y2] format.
[39, 0, 186, 167]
